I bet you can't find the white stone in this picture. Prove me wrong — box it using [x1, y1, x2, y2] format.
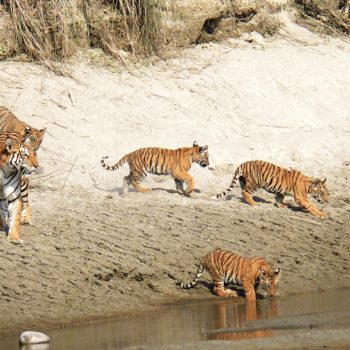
[19, 331, 50, 345]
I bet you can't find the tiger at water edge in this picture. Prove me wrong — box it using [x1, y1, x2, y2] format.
[101, 141, 209, 196]
[0, 106, 46, 224]
[216, 160, 329, 219]
[180, 249, 281, 302]
[0, 132, 38, 243]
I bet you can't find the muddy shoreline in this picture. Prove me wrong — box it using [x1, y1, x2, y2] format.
[0, 171, 349, 338]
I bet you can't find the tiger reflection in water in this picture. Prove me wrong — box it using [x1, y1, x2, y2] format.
[207, 298, 278, 341]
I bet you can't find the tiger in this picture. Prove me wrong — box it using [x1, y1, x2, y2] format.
[0, 132, 38, 243]
[180, 249, 281, 302]
[216, 160, 329, 219]
[101, 141, 209, 196]
[0, 106, 46, 224]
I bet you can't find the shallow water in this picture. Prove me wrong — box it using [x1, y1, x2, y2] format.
[1, 288, 350, 350]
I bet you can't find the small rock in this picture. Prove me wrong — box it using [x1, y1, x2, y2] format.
[19, 331, 50, 345]
[241, 31, 265, 45]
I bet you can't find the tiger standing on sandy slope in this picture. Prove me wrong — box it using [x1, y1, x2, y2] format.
[216, 160, 329, 219]
[101, 141, 209, 196]
[0, 106, 46, 225]
[0, 132, 38, 243]
[180, 249, 281, 302]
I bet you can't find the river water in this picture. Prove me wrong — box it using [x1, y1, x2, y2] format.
[1, 288, 350, 350]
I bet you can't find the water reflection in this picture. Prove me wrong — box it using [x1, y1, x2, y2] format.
[1, 289, 349, 350]
[208, 299, 277, 341]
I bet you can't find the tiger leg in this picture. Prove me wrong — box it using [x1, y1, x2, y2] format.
[174, 179, 185, 194]
[275, 193, 286, 208]
[130, 171, 151, 193]
[241, 190, 258, 206]
[213, 279, 238, 298]
[7, 198, 23, 243]
[242, 280, 256, 302]
[123, 174, 132, 194]
[174, 171, 194, 197]
[294, 195, 326, 219]
[20, 202, 31, 225]
[20, 177, 31, 225]
[0, 199, 7, 230]
[240, 179, 259, 206]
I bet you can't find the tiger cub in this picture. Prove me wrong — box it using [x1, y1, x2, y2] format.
[180, 249, 281, 302]
[101, 141, 209, 196]
[0, 106, 46, 151]
[0, 106, 46, 225]
[216, 160, 329, 219]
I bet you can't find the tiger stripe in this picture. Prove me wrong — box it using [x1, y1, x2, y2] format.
[180, 249, 281, 302]
[216, 160, 329, 219]
[0, 106, 46, 225]
[101, 141, 209, 196]
[0, 132, 38, 243]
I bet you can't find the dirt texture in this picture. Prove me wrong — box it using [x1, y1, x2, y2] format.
[0, 25, 349, 339]
[0, 166, 349, 336]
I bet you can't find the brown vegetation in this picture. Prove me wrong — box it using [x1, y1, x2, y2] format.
[294, 0, 350, 35]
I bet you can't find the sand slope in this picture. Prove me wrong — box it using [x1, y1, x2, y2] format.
[0, 29, 349, 336]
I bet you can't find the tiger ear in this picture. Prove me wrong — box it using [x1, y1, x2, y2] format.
[5, 138, 14, 152]
[193, 141, 198, 147]
[199, 145, 208, 153]
[322, 178, 327, 184]
[24, 126, 31, 136]
[40, 127, 46, 135]
[274, 268, 281, 284]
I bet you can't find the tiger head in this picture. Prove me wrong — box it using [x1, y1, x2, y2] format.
[4, 138, 38, 175]
[259, 268, 281, 297]
[309, 178, 329, 203]
[23, 126, 46, 151]
[191, 141, 209, 168]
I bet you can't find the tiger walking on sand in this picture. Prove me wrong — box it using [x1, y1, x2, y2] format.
[101, 141, 209, 196]
[216, 160, 329, 219]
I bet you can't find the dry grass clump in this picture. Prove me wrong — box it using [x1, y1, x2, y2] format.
[6, 0, 84, 62]
[294, 0, 350, 35]
[83, 0, 164, 60]
[1, 0, 165, 67]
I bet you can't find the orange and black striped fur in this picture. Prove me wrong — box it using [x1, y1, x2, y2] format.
[216, 160, 329, 219]
[0, 132, 38, 243]
[0, 106, 46, 151]
[0, 106, 46, 225]
[180, 249, 281, 302]
[101, 141, 209, 196]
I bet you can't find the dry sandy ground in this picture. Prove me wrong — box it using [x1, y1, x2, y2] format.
[0, 23, 349, 340]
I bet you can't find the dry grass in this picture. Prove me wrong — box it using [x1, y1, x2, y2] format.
[294, 0, 350, 35]
[1, 0, 165, 68]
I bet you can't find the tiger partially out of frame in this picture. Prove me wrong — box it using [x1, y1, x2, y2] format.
[0, 132, 38, 243]
[180, 249, 281, 302]
[101, 141, 209, 196]
[0, 106, 46, 225]
[216, 160, 329, 219]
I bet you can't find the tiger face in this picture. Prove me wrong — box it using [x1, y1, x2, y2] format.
[310, 178, 329, 203]
[192, 141, 209, 168]
[5, 138, 38, 174]
[259, 268, 281, 297]
[23, 126, 46, 151]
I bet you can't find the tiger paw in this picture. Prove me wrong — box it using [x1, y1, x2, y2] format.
[7, 235, 23, 244]
[276, 203, 286, 209]
[20, 217, 31, 225]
